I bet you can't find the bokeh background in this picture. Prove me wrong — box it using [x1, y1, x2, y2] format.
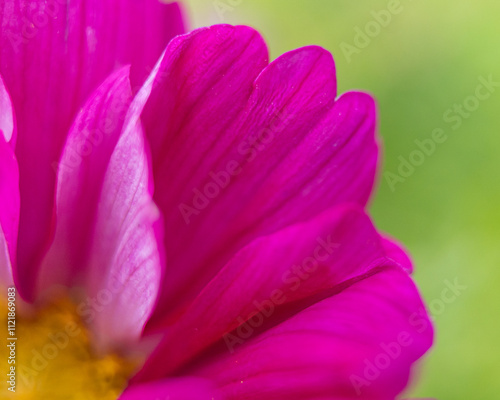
[181, 1, 500, 399]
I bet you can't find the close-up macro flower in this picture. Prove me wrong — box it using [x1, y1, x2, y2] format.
[1, 1, 499, 399]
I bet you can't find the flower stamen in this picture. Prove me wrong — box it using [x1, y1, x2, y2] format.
[1, 296, 138, 399]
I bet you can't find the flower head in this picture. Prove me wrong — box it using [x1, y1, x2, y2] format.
[0, 1, 432, 399]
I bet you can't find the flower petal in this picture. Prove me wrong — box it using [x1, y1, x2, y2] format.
[188, 267, 433, 400]
[137, 206, 407, 379]
[120, 378, 220, 400]
[37, 67, 133, 295]
[142, 26, 378, 319]
[142, 25, 269, 165]
[0, 0, 183, 298]
[0, 74, 15, 145]
[381, 235, 414, 273]
[37, 66, 163, 347]
[0, 99, 19, 286]
[83, 97, 164, 348]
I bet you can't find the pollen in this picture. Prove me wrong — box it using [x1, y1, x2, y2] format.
[1, 295, 139, 399]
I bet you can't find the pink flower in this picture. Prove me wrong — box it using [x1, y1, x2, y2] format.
[0, 1, 433, 399]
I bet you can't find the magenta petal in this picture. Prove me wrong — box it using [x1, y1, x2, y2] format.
[142, 26, 378, 318]
[37, 67, 133, 294]
[148, 38, 377, 317]
[142, 25, 268, 165]
[37, 66, 163, 347]
[0, 101, 19, 285]
[0, 0, 183, 298]
[189, 268, 433, 400]
[0, 74, 15, 145]
[141, 24, 270, 317]
[119, 378, 220, 400]
[82, 104, 163, 348]
[138, 206, 408, 379]
[381, 235, 414, 273]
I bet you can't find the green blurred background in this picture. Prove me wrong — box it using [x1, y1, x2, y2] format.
[182, 1, 499, 399]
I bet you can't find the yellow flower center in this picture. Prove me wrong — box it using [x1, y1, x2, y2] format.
[1, 291, 139, 399]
